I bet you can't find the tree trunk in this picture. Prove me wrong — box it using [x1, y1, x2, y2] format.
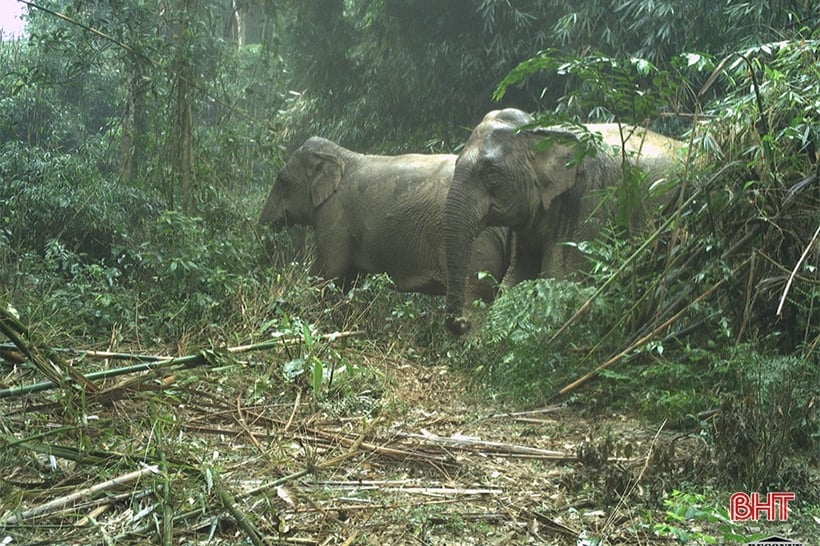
[172, 73, 194, 213]
[170, 0, 197, 213]
[118, 54, 147, 182]
[225, 0, 274, 46]
[235, 0, 245, 46]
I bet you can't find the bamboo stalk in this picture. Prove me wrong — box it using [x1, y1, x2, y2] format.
[0, 331, 362, 399]
[312, 482, 500, 496]
[490, 406, 563, 418]
[339, 530, 359, 546]
[309, 479, 420, 488]
[0, 431, 150, 468]
[559, 273, 731, 395]
[159, 451, 174, 546]
[0, 307, 97, 392]
[399, 431, 573, 460]
[0, 344, 164, 362]
[315, 418, 378, 469]
[545, 187, 703, 346]
[301, 430, 451, 465]
[240, 419, 379, 500]
[2, 465, 159, 525]
[777, 221, 820, 316]
[0, 355, 195, 398]
[209, 467, 266, 546]
[71, 489, 152, 527]
[377, 487, 500, 496]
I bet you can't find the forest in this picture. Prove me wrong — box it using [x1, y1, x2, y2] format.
[0, 1, 818, 544]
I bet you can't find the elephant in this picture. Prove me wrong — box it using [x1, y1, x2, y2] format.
[259, 136, 511, 308]
[443, 108, 687, 335]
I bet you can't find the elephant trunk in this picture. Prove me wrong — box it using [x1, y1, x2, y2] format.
[443, 173, 489, 336]
[258, 184, 284, 228]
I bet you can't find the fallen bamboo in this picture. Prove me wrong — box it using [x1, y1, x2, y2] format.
[314, 484, 500, 497]
[1, 465, 159, 525]
[71, 489, 152, 527]
[0, 306, 97, 393]
[490, 406, 562, 418]
[301, 430, 453, 465]
[339, 530, 360, 546]
[399, 431, 574, 460]
[209, 467, 266, 546]
[378, 486, 500, 496]
[0, 344, 166, 362]
[0, 331, 362, 399]
[239, 418, 379, 500]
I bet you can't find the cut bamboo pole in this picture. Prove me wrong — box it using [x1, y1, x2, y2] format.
[399, 431, 573, 460]
[2, 465, 159, 525]
[0, 331, 362, 399]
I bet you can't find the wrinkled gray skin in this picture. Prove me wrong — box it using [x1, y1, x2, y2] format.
[259, 136, 511, 308]
[444, 108, 686, 335]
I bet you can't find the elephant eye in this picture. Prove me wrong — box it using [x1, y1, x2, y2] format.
[481, 162, 503, 184]
[477, 155, 503, 175]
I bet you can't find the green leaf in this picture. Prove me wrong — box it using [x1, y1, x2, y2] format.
[632, 57, 654, 75]
[302, 322, 313, 349]
[493, 50, 558, 101]
[311, 358, 324, 394]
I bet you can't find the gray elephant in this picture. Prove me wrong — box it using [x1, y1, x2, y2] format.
[444, 108, 687, 335]
[259, 136, 511, 308]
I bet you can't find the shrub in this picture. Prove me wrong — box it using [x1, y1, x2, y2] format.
[712, 346, 819, 491]
[455, 279, 618, 405]
[0, 142, 158, 262]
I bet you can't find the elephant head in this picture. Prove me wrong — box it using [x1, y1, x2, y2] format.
[443, 108, 685, 335]
[258, 136, 348, 229]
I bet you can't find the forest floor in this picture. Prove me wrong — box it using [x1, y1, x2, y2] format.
[0, 331, 813, 545]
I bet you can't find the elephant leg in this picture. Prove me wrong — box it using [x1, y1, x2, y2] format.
[501, 230, 544, 287]
[464, 227, 510, 306]
[311, 232, 356, 291]
[338, 272, 361, 293]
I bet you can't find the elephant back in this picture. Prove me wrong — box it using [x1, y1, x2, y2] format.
[585, 123, 686, 179]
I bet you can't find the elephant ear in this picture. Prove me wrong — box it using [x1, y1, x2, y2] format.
[531, 136, 581, 212]
[309, 152, 343, 208]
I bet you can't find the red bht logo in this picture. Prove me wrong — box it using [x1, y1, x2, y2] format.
[730, 492, 795, 521]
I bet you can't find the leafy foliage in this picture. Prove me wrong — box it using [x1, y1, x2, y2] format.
[456, 279, 617, 405]
[654, 490, 766, 545]
[0, 142, 158, 260]
[712, 347, 820, 491]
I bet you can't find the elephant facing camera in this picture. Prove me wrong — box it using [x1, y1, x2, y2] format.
[443, 108, 688, 335]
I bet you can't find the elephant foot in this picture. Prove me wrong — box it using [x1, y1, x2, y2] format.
[445, 314, 472, 336]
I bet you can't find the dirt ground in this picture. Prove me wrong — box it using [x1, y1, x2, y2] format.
[0, 338, 813, 545]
